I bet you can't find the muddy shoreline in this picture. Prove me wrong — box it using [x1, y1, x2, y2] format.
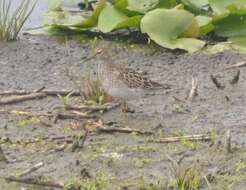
[0, 34, 246, 189]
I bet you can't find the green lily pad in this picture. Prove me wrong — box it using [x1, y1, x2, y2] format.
[196, 15, 214, 35]
[141, 8, 205, 52]
[209, 0, 246, 15]
[213, 6, 246, 38]
[126, 0, 159, 13]
[230, 36, 246, 52]
[181, 0, 209, 13]
[98, 3, 141, 33]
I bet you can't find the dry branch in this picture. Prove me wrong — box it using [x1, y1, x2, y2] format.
[65, 102, 120, 112]
[210, 75, 224, 89]
[3, 176, 64, 189]
[0, 93, 46, 105]
[225, 61, 246, 69]
[226, 130, 232, 153]
[0, 110, 53, 117]
[87, 120, 153, 135]
[56, 112, 96, 120]
[149, 134, 211, 143]
[97, 126, 153, 135]
[18, 162, 44, 178]
[188, 77, 198, 100]
[0, 89, 81, 96]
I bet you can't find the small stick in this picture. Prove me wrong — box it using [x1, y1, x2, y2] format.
[17, 162, 44, 178]
[0, 93, 46, 105]
[65, 102, 120, 112]
[230, 70, 240, 85]
[188, 77, 198, 100]
[3, 176, 64, 189]
[0, 90, 81, 96]
[225, 61, 246, 69]
[87, 120, 153, 135]
[0, 146, 8, 163]
[0, 110, 53, 117]
[210, 75, 225, 89]
[149, 134, 211, 143]
[97, 126, 153, 135]
[57, 112, 96, 120]
[226, 130, 232, 153]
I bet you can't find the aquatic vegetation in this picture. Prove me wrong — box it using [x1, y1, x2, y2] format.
[43, 0, 246, 53]
[0, 0, 36, 41]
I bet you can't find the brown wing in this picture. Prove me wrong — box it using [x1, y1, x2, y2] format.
[117, 66, 170, 89]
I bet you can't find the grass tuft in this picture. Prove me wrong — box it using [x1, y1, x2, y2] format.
[168, 155, 201, 190]
[0, 0, 36, 42]
[82, 75, 112, 105]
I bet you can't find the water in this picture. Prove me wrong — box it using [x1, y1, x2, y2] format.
[8, 0, 81, 29]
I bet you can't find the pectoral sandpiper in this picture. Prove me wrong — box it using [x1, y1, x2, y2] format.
[96, 49, 171, 101]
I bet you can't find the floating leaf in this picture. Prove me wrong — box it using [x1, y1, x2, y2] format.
[230, 36, 246, 52]
[181, 0, 209, 13]
[141, 8, 205, 52]
[213, 6, 246, 38]
[126, 0, 159, 13]
[98, 4, 128, 32]
[209, 0, 246, 15]
[157, 0, 178, 9]
[196, 15, 214, 35]
[98, 3, 141, 32]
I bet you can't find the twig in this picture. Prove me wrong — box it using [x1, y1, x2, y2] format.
[204, 176, 212, 190]
[0, 93, 46, 105]
[230, 70, 240, 85]
[188, 77, 198, 100]
[0, 110, 53, 117]
[149, 134, 211, 143]
[65, 102, 120, 112]
[210, 75, 225, 89]
[17, 162, 44, 178]
[0, 146, 8, 163]
[226, 130, 232, 153]
[97, 126, 153, 135]
[56, 112, 96, 120]
[0, 89, 81, 96]
[71, 129, 89, 152]
[225, 61, 246, 69]
[3, 176, 64, 189]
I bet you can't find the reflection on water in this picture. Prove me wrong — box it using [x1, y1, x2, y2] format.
[24, 0, 48, 28]
[9, 0, 81, 29]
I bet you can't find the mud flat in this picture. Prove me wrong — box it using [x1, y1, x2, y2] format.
[0, 34, 246, 189]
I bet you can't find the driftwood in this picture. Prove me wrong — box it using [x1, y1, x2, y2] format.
[18, 162, 44, 178]
[3, 176, 64, 189]
[188, 77, 198, 100]
[149, 134, 211, 143]
[87, 120, 153, 135]
[97, 126, 153, 135]
[0, 89, 81, 96]
[0, 110, 53, 117]
[65, 102, 120, 112]
[225, 61, 246, 69]
[0, 93, 46, 105]
[0, 110, 96, 121]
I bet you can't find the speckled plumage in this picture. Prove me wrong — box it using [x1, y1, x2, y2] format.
[97, 51, 170, 100]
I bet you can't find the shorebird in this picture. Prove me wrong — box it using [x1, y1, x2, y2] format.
[96, 49, 171, 102]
